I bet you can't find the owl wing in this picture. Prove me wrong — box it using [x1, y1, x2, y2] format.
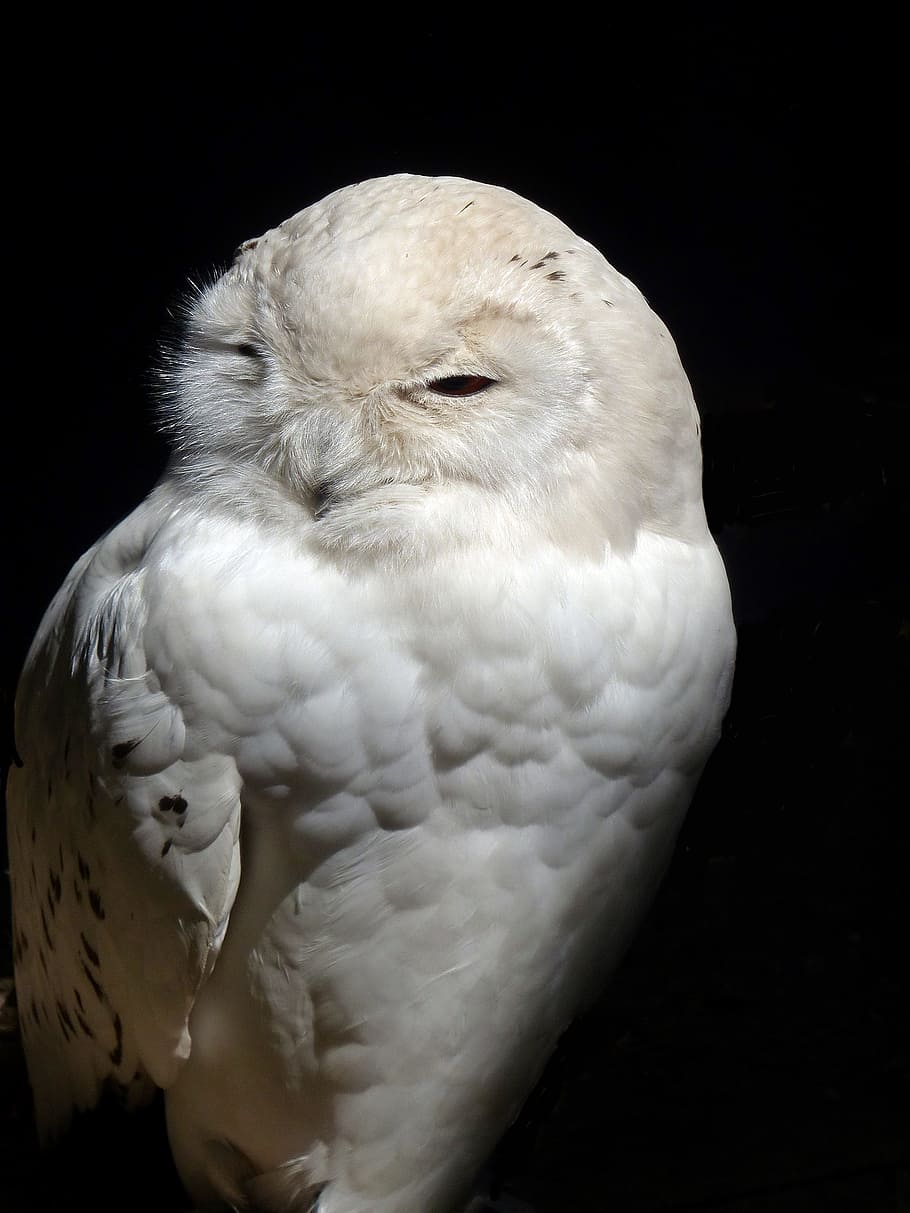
[7, 503, 243, 1142]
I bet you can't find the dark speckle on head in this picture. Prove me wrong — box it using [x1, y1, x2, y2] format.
[546, 270, 566, 281]
[603, 298, 614, 307]
[509, 254, 521, 262]
[457, 200, 475, 214]
[542, 250, 559, 261]
[88, 889, 106, 920]
[40, 907, 54, 950]
[161, 840, 173, 857]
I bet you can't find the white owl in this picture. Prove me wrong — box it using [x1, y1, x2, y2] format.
[6, 175, 735, 1213]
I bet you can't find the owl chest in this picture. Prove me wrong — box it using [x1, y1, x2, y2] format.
[167, 540, 717, 854]
[170, 534, 711, 787]
[169, 540, 724, 1155]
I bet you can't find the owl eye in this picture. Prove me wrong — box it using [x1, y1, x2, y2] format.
[427, 375, 497, 397]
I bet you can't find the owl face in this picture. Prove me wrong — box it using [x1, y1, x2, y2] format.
[165, 175, 706, 554]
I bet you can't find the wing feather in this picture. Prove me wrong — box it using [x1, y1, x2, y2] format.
[7, 501, 242, 1140]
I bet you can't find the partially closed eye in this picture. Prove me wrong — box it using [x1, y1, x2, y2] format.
[426, 375, 497, 397]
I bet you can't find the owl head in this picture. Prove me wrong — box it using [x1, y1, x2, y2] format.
[162, 175, 707, 559]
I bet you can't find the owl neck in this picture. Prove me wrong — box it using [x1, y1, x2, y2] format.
[163, 455, 708, 574]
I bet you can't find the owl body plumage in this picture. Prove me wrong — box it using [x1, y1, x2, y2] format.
[7, 175, 735, 1212]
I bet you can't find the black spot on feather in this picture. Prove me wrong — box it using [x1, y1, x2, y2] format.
[81, 961, 104, 1001]
[80, 932, 100, 967]
[111, 738, 142, 764]
[56, 1001, 75, 1040]
[110, 1012, 123, 1066]
[40, 907, 54, 950]
[311, 479, 342, 519]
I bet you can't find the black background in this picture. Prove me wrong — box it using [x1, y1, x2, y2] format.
[2, 14, 908, 1212]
